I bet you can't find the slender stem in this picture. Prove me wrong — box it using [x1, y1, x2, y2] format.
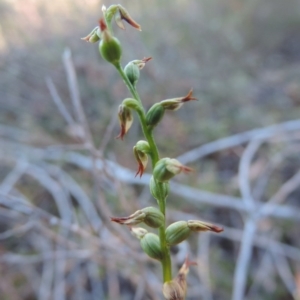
[115, 63, 139, 102]
[115, 62, 172, 282]
[157, 187, 172, 282]
[115, 63, 159, 166]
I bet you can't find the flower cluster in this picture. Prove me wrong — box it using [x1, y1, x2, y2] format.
[82, 5, 223, 299]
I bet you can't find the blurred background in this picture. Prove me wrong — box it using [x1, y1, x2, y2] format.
[0, 0, 300, 299]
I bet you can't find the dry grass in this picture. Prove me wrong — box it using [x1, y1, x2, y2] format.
[0, 0, 300, 299]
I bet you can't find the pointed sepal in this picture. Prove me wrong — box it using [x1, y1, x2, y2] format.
[116, 104, 133, 140]
[111, 206, 164, 228]
[133, 140, 150, 177]
[160, 89, 197, 111]
[153, 158, 192, 183]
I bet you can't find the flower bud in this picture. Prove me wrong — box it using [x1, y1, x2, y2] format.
[153, 158, 192, 183]
[140, 232, 162, 260]
[122, 98, 141, 111]
[149, 176, 170, 201]
[163, 256, 196, 300]
[187, 220, 224, 233]
[81, 26, 101, 43]
[145, 103, 165, 128]
[116, 104, 133, 140]
[124, 61, 140, 86]
[114, 8, 126, 30]
[98, 19, 122, 66]
[143, 207, 164, 228]
[166, 220, 223, 246]
[165, 221, 191, 246]
[177, 256, 197, 297]
[160, 89, 197, 111]
[133, 147, 147, 177]
[162, 280, 185, 300]
[111, 206, 164, 228]
[124, 57, 152, 86]
[134, 57, 152, 70]
[117, 5, 142, 31]
[130, 227, 148, 239]
[103, 4, 141, 31]
[133, 140, 150, 177]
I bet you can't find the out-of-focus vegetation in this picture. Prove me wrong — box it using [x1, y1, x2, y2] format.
[1, 0, 300, 148]
[0, 0, 300, 299]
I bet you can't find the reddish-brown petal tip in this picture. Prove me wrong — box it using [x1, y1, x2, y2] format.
[110, 216, 130, 224]
[135, 162, 144, 178]
[178, 255, 197, 275]
[99, 18, 107, 32]
[184, 256, 197, 268]
[110, 217, 121, 223]
[142, 57, 152, 63]
[210, 225, 224, 233]
[125, 19, 141, 31]
[180, 165, 194, 173]
[115, 125, 126, 140]
[182, 89, 197, 102]
[119, 10, 142, 31]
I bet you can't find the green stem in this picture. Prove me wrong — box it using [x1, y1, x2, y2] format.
[115, 63, 159, 166]
[157, 184, 172, 282]
[115, 62, 172, 282]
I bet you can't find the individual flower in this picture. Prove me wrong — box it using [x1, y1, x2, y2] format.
[103, 4, 142, 31]
[153, 158, 192, 182]
[133, 140, 150, 177]
[116, 104, 133, 140]
[160, 89, 197, 111]
[165, 220, 224, 246]
[162, 257, 197, 300]
[124, 57, 152, 86]
[98, 19, 122, 66]
[115, 5, 142, 31]
[145, 103, 165, 129]
[111, 206, 164, 228]
[81, 26, 101, 43]
[130, 228, 163, 260]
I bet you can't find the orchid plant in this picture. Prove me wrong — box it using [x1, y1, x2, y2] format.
[82, 4, 223, 299]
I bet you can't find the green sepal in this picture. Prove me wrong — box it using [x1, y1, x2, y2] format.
[145, 103, 165, 129]
[99, 36, 122, 66]
[140, 233, 163, 260]
[152, 158, 178, 182]
[124, 62, 140, 86]
[149, 176, 169, 201]
[122, 98, 142, 112]
[142, 207, 165, 228]
[103, 5, 119, 28]
[165, 221, 191, 246]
